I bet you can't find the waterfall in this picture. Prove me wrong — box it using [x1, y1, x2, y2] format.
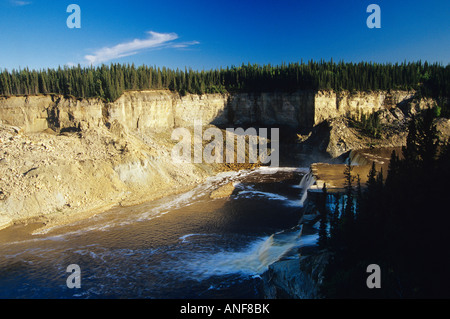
[185, 226, 304, 277]
[349, 150, 371, 166]
[256, 226, 303, 271]
[298, 169, 316, 207]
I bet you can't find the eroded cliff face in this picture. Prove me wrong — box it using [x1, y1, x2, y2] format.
[0, 89, 439, 230]
[226, 92, 316, 128]
[106, 91, 317, 131]
[0, 89, 434, 134]
[314, 90, 436, 124]
[0, 95, 104, 133]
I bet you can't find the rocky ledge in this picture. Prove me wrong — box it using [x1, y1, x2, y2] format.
[297, 106, 450, 160]
[262, 251, 331, 299]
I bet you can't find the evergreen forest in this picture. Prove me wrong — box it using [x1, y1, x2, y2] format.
[318, 108, 450, 298]
[0, 61, 448, 109]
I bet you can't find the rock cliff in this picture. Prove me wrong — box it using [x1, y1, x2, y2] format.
[262, 252, 330, 299]
[0, 89, 434, 134]
[0, 89, 441, 230]
[313, 90, 435, 124]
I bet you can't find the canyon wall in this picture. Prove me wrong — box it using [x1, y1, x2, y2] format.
[0, 89, 440, 230]
[314, 90, 436, 124]
[0, 89, 433, 134]
[0, 95, 104, 133]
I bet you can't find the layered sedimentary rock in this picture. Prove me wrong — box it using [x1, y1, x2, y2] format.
[0, 95, 104, 133]
[314, 90, 436, 124]
[0, 89, 434, 134]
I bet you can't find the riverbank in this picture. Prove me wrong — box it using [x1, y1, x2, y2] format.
[0, 121, 260, 234]
[1, 89, 448, 236]
[0, 165, 307, 299]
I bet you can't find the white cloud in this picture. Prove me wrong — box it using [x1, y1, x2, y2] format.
[170, 41, 200, 49]
[84, 31, 198, 65]
[10, 0, 32, 6]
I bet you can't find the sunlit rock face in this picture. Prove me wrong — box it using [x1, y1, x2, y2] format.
[0, 89, 434, 134]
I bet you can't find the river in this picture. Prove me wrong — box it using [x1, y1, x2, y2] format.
[0, 167, 318, 299]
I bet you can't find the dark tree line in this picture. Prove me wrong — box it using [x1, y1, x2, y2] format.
[348, 111, 382, 139]
[317, 108, 450, 298]
[0, 61, 449, 105]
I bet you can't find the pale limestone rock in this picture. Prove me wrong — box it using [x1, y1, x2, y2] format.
[0, 214, 12, 230]
[0, 90, 440, 135]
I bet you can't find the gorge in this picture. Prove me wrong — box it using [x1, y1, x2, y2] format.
[0, 88, 449, 298]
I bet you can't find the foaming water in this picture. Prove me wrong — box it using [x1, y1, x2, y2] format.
[0, 167, 314, 299]
[298, 169, 316, 206]
[181, 226, 304, 278]
[235, 190, 302, 207]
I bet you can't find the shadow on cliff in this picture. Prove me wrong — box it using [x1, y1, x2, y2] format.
[209, 94, 314, 167]
[295, 121, 335, 166]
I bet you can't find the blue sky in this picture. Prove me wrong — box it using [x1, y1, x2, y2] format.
[0, 0, 449, 71]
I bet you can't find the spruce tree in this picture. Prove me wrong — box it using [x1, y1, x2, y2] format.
[318, 183, 329, 249]
[341, 160, 355, 231]
[416, 108, 438, 169]
[329, 194, 341, 249]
